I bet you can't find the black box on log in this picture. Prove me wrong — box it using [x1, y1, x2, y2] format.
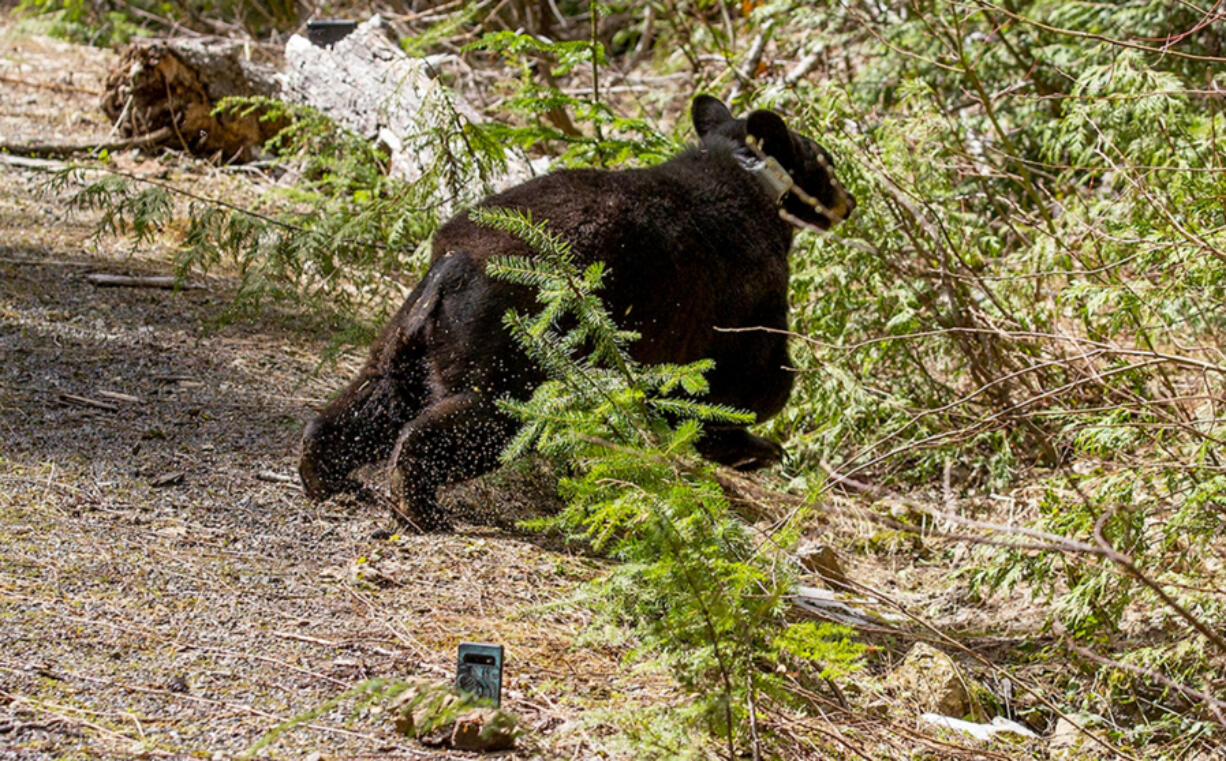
[307, 20, 357, 48]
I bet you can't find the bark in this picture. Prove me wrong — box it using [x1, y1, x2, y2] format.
[279, 15, 454, 183]
[100, 38, 283, 161]
[279, 15, 544, 201]
[98, 15, 544, 196]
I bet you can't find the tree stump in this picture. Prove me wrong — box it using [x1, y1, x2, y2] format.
[100, 39, 282, 161]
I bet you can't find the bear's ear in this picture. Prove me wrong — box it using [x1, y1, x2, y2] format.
[692, 95, 733, 138]
[746, 110, 795, 166]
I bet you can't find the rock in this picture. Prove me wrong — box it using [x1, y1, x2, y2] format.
[921, 712, 1037, 742]
[150, 471, 185, 487]
[1049, 715, 1091, 756]
[389, 679, 517, 751]
[796, 541, 849, 588]
[878, 497, 925, 526]
[451, 707, 517, 752]
[886, 642, 983, 720]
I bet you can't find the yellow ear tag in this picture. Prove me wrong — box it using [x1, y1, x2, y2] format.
[755, 156, 793, 204]
[740, 135, 793, 204]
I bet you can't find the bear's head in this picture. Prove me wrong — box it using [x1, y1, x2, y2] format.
[692, 95, 855, 231]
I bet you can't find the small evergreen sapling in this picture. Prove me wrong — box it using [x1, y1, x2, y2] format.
[476, 207, 863, 757]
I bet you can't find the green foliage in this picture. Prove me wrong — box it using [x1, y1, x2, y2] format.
[61, 172, 173, 248]
[17, 0, 299, 45]
[44, 0, 1226, 750]
[16, 0, 146, 46]
[477, 207, 863, 756]
[772, 621, 865, 680]
[694, 2, 1226, 659]
[464, 29, 676, 166]
[56, 92, 515, 328]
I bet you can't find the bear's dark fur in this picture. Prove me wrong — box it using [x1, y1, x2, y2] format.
[299, 95, 855, 530]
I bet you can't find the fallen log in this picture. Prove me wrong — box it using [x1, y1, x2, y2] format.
[94, 17, 544, 200]
[0, 154, 68, 171]
[280, 15, 545, 196]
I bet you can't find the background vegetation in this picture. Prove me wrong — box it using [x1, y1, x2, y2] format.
[16, 0, 1226, 758]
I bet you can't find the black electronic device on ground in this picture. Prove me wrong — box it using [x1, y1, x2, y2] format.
[456, 642, 504, 707]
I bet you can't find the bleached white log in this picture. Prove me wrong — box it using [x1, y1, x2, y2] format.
[280, 15, 545, 210]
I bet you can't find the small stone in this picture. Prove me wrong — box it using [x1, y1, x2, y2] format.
[150, 471, 184, 487]
[885, 499, 921, 525]
[330, 657, 362, 675]
[1049, 715, 1090, 756]
[796, 541, 849, 588]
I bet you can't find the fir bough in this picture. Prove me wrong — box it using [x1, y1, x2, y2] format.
[476, 207, 863, 757]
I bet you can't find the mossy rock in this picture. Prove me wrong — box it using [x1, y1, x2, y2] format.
[389, 679, 519, 752]
[886, 642, 987, 721]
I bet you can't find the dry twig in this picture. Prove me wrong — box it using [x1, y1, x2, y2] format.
[0, 126, 173, 158]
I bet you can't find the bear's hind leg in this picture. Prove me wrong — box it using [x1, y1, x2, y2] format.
[388, 391, 516, 531]
[300, 372, 422, 502]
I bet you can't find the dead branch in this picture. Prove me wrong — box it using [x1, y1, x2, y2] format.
[271, 631, 339, 647]
[0, 126, 174, 158]
[0, 74, 101, 96]
[84, 273, 205, 290]
[256, 470, 301, 487]
[0, 154, 68, 171]
[57, 393, 119, 412]
[784, 49, 823, 86]
[95, 390, 142, 404]
[833, 573, 1140, 761]
[1064, 637, 1226, 727]
[728, 23, 775, 102]
[1092, 508, 1226, 656]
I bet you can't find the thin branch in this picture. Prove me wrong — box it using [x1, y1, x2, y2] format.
[0, 126, 173, 158]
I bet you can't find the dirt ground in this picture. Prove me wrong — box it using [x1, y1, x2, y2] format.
[0, 28, 678, 761]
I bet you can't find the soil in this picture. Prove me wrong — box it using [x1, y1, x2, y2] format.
[0, 27, 672, 761]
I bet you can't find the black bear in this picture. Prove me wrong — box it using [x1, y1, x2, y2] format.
[299, 95, 855, 530]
